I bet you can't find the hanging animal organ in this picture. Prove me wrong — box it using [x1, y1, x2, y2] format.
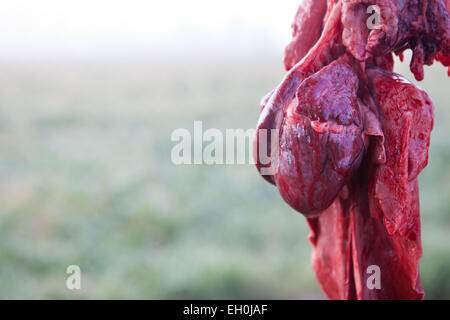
[253, 0, 449, 299]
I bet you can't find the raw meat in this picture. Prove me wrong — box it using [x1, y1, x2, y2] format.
[253, 0, 448, 299]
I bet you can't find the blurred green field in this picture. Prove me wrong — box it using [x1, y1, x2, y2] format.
[0, 56, 448, 299]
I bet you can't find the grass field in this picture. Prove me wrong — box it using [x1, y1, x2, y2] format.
[0, 56, 449, 299]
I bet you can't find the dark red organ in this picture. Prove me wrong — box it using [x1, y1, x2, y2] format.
[253, 0, 449, 299]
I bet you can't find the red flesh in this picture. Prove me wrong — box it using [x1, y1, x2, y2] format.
[254, 0, 448, 299]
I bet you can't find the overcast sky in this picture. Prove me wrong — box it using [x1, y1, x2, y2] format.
[0, 0, 301, 59]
